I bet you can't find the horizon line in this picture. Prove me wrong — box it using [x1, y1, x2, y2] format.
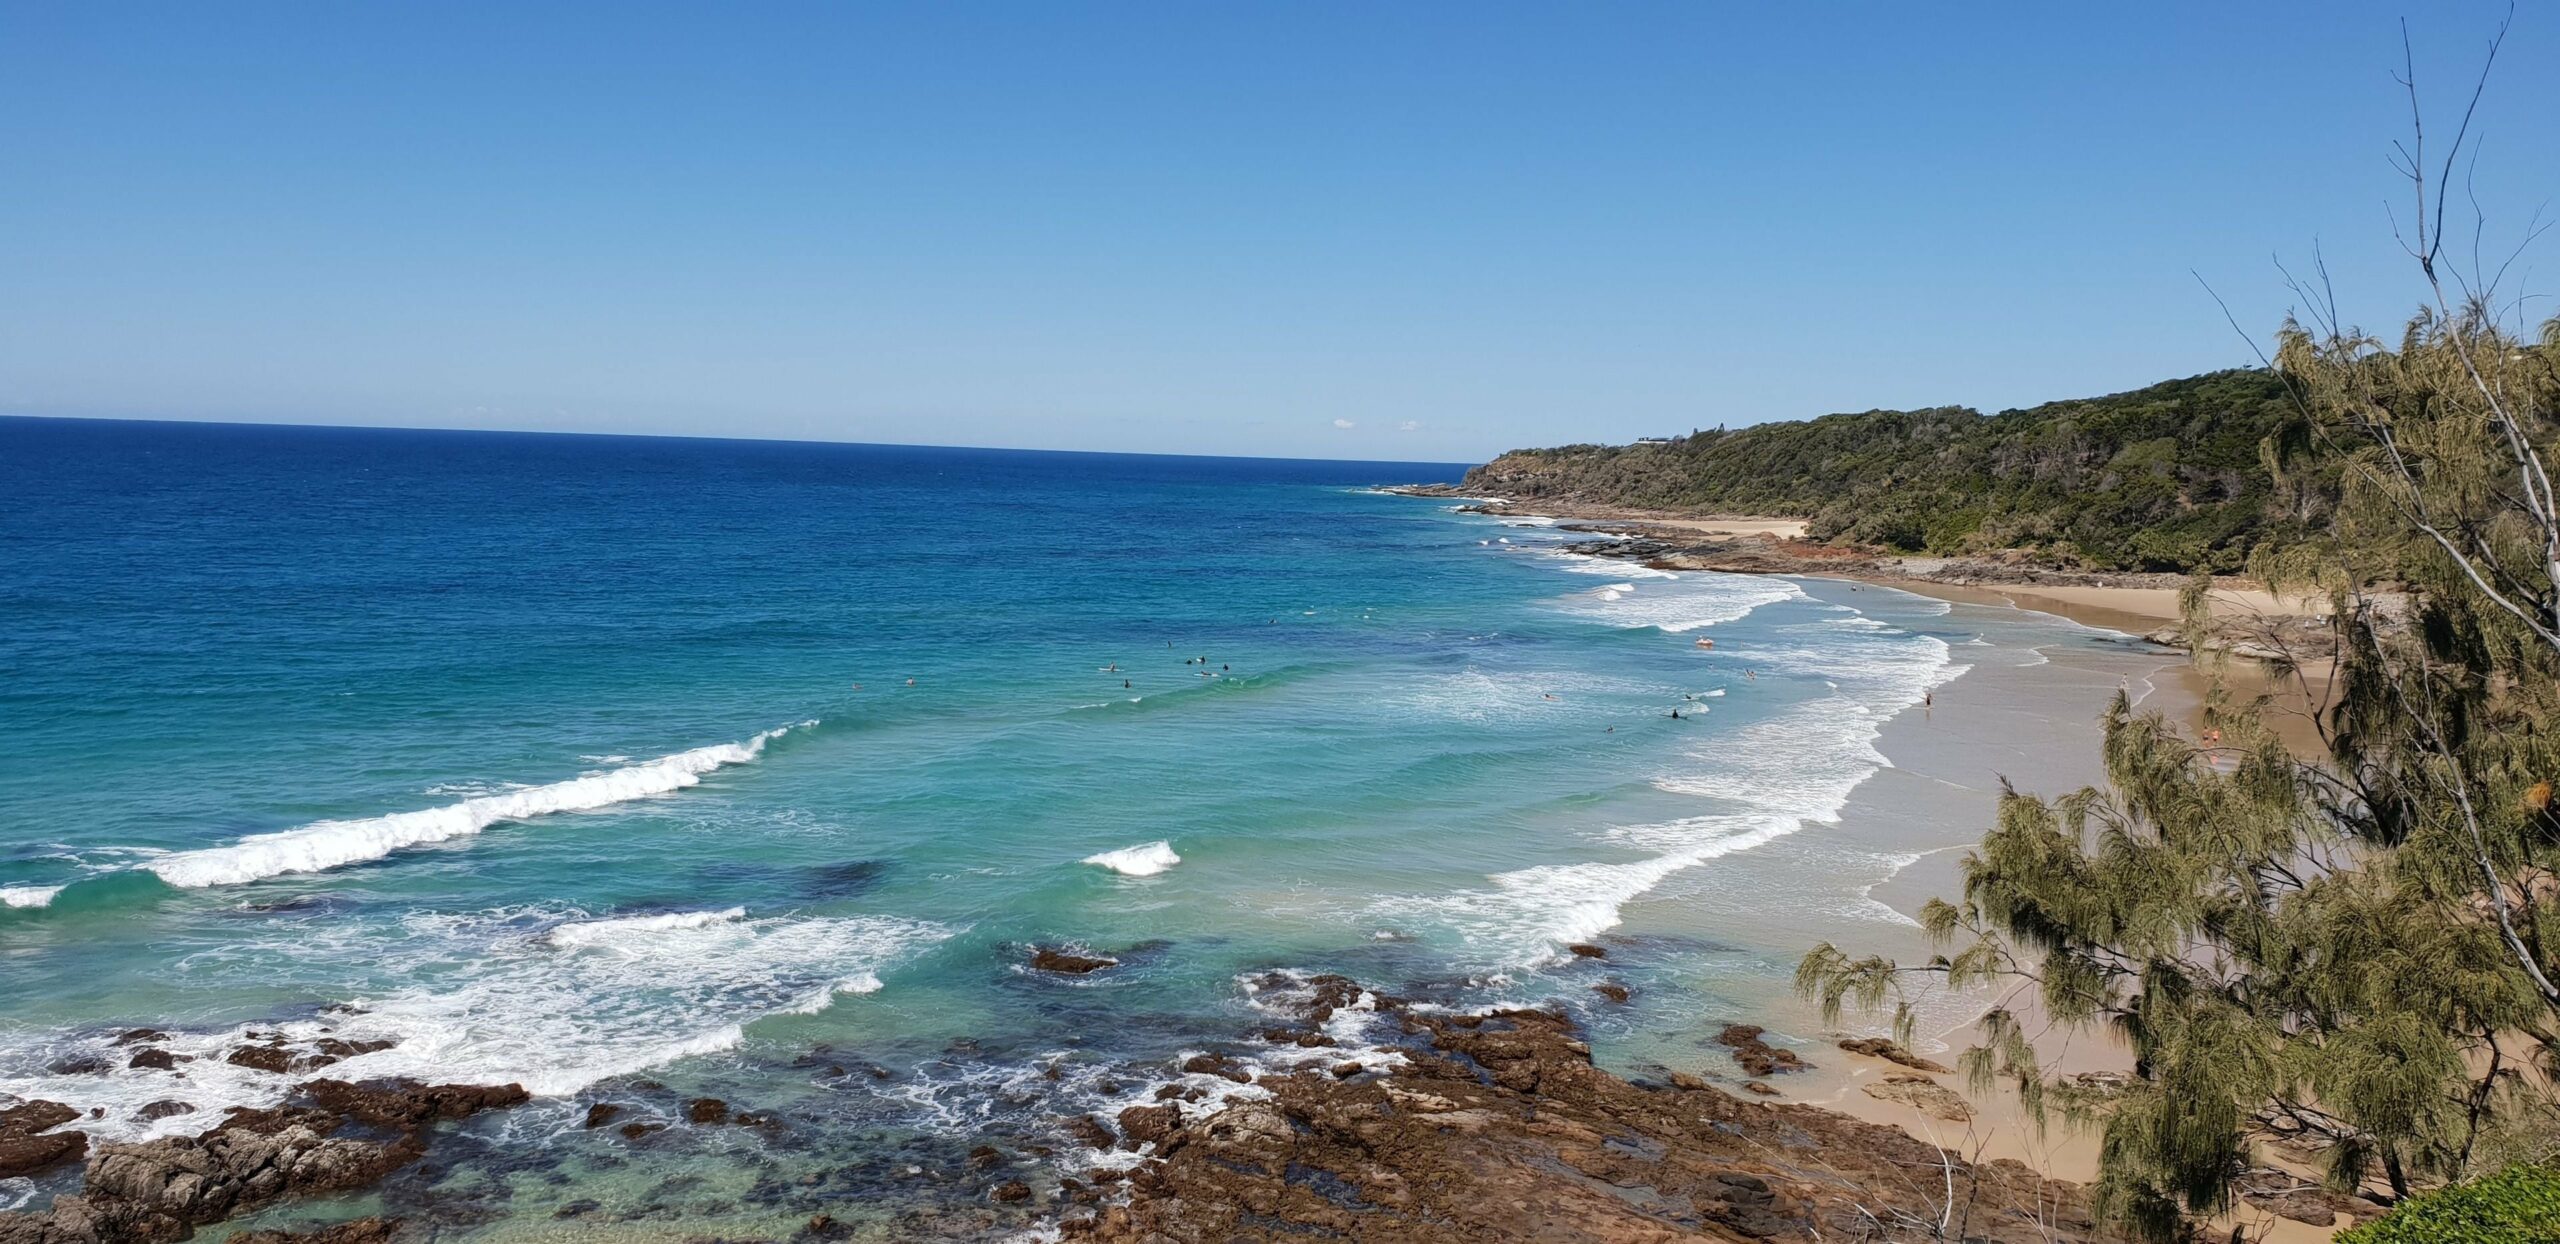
[0, 411, 1481, 474]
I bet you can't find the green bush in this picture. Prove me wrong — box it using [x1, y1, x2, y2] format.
[2339, 1164, 2560, 1244]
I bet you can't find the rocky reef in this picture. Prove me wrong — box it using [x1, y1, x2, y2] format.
[1058, 975, 2114, 1243]
[0, 1080, 524, 1244]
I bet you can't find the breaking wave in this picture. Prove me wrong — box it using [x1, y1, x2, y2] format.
[141, 723, 814, 891]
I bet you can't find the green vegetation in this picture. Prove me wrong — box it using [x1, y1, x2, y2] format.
[1466, 367, 2322, 571]
[1795, 277, 2560, 1236]
[2338, 1164, 2560, 1244]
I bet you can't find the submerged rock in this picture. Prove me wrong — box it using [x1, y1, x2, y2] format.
[226, 1217, 403, 1244]
[1028, 947, 1118, 975]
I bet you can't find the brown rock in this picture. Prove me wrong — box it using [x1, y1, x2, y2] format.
[991, 1179, 1033, 1203]
[618, 1121, 662, 1140]
[1861, 1072, 1972, 1121]
[1565, 943, 1608, 959]
[1115, 1103, 1181, 1148]
[129, 1048, 180, 1071]
[226, 1043, 296, 1074]
[1062, 1115, 1116, 1149]
[685, 1097, 729, 1125]
[1030, 946, 1118, 974]
[1591, 981, 1631, 1004]
[0, 1129, 86, 1179]
[0, 1079, 522, 1244]
[1329, 1062, 1364, 1078]
[1075, 987, 2101, 1244]
[1717, 1024, 1810, 1076]
[137, 1101, 197, 1123]
[1836, 1036, 1952, 1073]
[112, 1029, 169, 1047]
[0, 1100, 80, 1136]
[581, 1103, 621, 1129]
[1178, 1053, 1252, 1084]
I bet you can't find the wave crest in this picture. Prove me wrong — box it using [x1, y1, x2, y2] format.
[144, 723, 812, 890]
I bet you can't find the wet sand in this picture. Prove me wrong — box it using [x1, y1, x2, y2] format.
[1701, 580, 2353, 1239]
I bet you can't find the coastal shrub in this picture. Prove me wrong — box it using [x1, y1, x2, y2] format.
[1463, 368, 2315, 572]
[1794, 181, 2560, 1244]
[2337, 1164, 2560, 1244]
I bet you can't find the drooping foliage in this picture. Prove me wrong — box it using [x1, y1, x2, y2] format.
[1799, 302, 2560, 1241]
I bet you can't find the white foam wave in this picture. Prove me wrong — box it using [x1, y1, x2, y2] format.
[544, 906, 747, 948]
[1381, 600, 1967, 969]
[1083, 841, 1180, 876]
[1557, 571, 1799, 632]
[1546, 551, 1678, 579]
[144, 723, 812, 890]
[0, 907, 944, 1140]
[1, 885, 63, 909]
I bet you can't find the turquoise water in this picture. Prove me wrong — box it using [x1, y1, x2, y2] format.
[0, 417, 2058, 1235]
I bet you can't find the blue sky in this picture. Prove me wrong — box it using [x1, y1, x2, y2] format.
[2, 3, 2552, 461]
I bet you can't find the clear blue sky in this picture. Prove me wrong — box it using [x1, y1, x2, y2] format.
[3, 3, 2552, 461]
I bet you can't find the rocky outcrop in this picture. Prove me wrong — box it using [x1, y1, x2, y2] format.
[0, 1101, 86, 1180]
[1059, 976, 2113, 1242]
[1835, 1037, 1951, 1073]
[1716, 1024, 1809, 1077]
[1860, 1073, 1972, 1122]
[0, 1080, 524, 1244]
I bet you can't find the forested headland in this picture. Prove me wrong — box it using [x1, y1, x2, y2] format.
[1463, 368, 2324, 573]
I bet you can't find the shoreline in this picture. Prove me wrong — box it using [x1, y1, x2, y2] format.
[0, 502, 2356, 1243]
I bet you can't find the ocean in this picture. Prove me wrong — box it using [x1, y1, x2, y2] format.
[0, 416, 2156, 1237]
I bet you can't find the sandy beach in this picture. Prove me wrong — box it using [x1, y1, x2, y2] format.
[1698, 575, 2355, 1240]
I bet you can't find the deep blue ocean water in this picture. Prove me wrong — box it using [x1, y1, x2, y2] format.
[0, 416, 2061, 1236]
